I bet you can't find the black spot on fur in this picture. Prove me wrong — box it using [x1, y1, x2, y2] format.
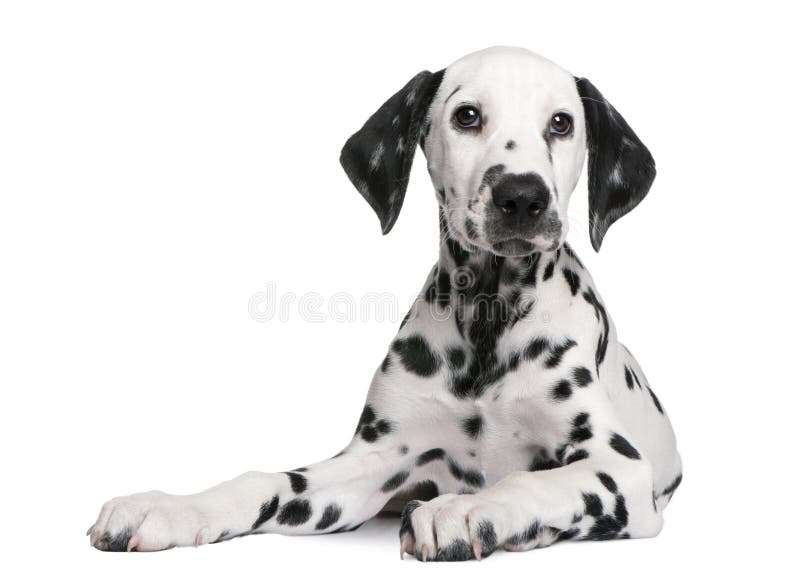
[448, 458, 484, 487]
[277, 499, 312, 526]
[508, 521, 540, 545]
[382, 470, 410, 493]
[356, 405, 394, 443]
[661, 473, 683, 498]
[530, 450, 561, 471]
[521, 253, 540, 286]
[437, 538, 473, 561]
[476, 520, 498, 556]
[562, 268, 581, 296]
[609, 433, 641, 459]
[597, 472, 619, 494]
[381, 354, 391, 373]
[543, 260, 555, 280]
[446, 346, 466, 369]
[554, 527, 580, 542]
[252, 495, 279, 529]
[417, 448, 446, 466]
[614, 495, 629, 526]
[586, 515, 623, 540]
[447, 235, 471, 266]
[573, 366, 593, 387]
[399, 445, 409, 455]
[358, 405, 375, 426]
[565, 449, 589, 464]
[524, 337, 550, 361]
[315, 504, 342, 531]
[461, 415, 483, 439]
[505, 140, 516, 150]
[570, 412, 593, 443]
[96, 528, 133, 551]
[583, 492, 604, 517]
[624, 365, 634, 389]
[583, 288, 610, 372]
[434, 268, 452, 308]
[551, 379, 573, 401]
[545, 339, 577, 368]
[286, 472, 307, 494]
[648, 386, 665, 414]
[392, 335, 441, 377]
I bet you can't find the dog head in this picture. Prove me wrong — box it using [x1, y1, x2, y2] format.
[340, 47, 655, 254]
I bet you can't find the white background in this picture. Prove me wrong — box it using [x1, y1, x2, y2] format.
[1, 1, 798, 584]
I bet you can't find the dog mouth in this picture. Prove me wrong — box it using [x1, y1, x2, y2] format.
[491, 238, 536, 256]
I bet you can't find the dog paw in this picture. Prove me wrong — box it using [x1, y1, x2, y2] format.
[88, 491, 210, 552]
[399, 493, 509, 562]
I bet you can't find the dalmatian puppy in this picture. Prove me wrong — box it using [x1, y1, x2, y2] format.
[89, 46, 682, 560]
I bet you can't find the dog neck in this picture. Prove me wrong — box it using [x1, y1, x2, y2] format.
[436, 220, 554, 302]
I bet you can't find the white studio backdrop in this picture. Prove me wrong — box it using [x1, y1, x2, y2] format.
[1, 1, 798, 585]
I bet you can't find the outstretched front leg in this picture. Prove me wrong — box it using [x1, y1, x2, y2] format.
[89, 287, 456, 552]
[89, 435, 398, 551]
[89, 401, 434, 552]
[400, 415, 664, 561]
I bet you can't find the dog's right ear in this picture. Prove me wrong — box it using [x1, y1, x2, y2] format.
[340, 70, 444, 234]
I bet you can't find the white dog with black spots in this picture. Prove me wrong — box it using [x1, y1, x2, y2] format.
[89, 46, 682, 561]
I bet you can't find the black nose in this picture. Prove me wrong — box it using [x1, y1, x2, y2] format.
[491, 173, 551, 222]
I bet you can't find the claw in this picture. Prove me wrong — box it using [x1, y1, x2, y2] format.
[472, 538, 482, 561]
[421, 544, 429, 562]
[127, 534, 141, 552]
[86, 525, 94, 536]
[400, 534, 413, 560]
[194, 527, 209, 547]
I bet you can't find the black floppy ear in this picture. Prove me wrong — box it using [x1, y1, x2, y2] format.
[576, 77, 656, 251]
[340, 70, 444, 234]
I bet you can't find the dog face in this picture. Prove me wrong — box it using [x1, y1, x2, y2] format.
[340, 47, 656, 254]
[424, 48, 584, 256]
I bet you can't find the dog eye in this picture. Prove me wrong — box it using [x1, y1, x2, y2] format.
[549, 112, 573, 136]
[454, 106, 481, 129]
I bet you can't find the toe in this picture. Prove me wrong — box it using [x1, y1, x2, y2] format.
[467, 516, 499, 559]
[432, 500, 475, 561]
[409, 504, 437, 561]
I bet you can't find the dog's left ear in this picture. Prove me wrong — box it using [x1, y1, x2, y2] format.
[576, 77, 656, 251]
[340, 70, 444, 234]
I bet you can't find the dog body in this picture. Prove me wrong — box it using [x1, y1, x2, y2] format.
[90, 47, 681, 560]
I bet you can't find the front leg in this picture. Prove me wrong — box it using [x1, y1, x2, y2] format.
[89, 404, 421, 552]
[400, 424, 663, 561]
[90, 308, 455, 553]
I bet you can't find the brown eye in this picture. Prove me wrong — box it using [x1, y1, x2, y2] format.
[549, 112, 573, 136]
[454, 105, 481, 129]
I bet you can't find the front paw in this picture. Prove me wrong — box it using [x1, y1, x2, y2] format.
[88, 490, 209, 552]
[399, 493, 508, 562]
